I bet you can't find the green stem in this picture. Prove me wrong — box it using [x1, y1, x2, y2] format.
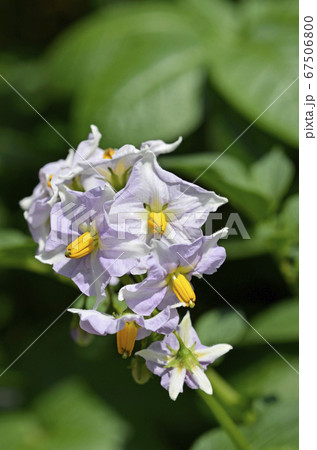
[206, 368, 249, 410]
[122, 274, 145, 285]
[133, 273, 146, 283]
[198, 391, 252, 450]
[173, 330, 182, 343]
[106, 284, 114, 307]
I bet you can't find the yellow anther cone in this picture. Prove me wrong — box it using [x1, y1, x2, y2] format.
[65, 232, 96, 259]
[172, 274, 196, 308]
[103, 148, 115, 159]
[117, 322, 138, 358]
[148, 212, 167, 235]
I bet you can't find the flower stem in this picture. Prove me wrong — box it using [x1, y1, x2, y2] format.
[173, 330, 182, 344]
[106, 285, 114, 307]
[206, 367, 249, 411]
[198, 391, 252, 450]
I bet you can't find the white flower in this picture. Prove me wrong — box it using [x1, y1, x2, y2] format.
[136, 312, 232, 400]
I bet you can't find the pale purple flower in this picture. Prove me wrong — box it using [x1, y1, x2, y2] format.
[68, 124, 103, 166]
[68, 306, 179, 340]
[119, 228, 228, 315]
[43, 186, 149, 307]
[78, 137, 183, 192]
[19, 125, 103, 257]
[108, 151, 227, 245]
[136, 312, 232, 400]
[19, 153, 74, 254]
[140, 137, 182, 155]
[19, 134, 182, 252]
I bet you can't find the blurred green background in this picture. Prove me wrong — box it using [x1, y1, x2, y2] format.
[0, 0, 298, 449]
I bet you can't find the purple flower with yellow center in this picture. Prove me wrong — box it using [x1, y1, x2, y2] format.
[119, 228, 228, 315]
[79, 137, 182, 193]
[68, 307, 179, 358]
[20, 154, 74, 254]
[19, 125, 103, 257]
[19, 133, 182, 252]
[136, 312, 232, 400]
[43, 186, 149, 306]
[108, 151, 227, 245]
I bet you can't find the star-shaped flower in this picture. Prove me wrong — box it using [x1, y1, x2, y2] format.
[136, 312, 232, 400]
[119, 228, 228, 315]
[43, 186, 148, 307]
[108, 151, 227, 245]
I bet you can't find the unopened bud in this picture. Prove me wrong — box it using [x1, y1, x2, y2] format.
[131, 356, 151, 385]
[70, 315, 94, 347]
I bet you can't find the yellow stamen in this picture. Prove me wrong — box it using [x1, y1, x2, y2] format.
[47, 174, 53, 188]
[65, 232, 97, 259]
[117, 322, 138, 358]
[148, 212, 167, 235]
[171, 274, 196, 308]
[103, 148, 115, 159]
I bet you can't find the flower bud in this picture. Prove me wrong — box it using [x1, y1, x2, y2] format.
[70, 315, 94, 347]
[131, 356, 151, 385]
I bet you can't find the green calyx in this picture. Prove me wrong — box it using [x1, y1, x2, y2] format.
[69, 175, 85, 192]
[165, 332, 201, 373]
[143, 202, 169, 213]
[108, 167, 131, 191]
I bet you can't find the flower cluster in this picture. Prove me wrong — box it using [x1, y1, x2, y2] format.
[21, 125, 232, 400]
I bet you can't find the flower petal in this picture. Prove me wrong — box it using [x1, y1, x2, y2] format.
[191, 366, 213, 395]
[139, 307, 179, 335]
[119, 280, 167, 315]
[178, 311, 195, 347]
[135, 348, 169, 366]
[68, 308, 126, 335]
[193, 228, 228, 275]
[140, 136, 182, 155]
[195, 344, 233, 364]
[169, 367, 186, 401]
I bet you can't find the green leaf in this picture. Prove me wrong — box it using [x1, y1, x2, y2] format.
[249, 195, 298, 286]
[190, 427, 236, 450]
[35, 379, 130, 450]
[0, 229, 34, 251]
[229, 354, 298, 402]
[243, 299, 298, 344]
[195, 309, 247, 346]
[278, 194, 299, 236]
[251, 147, 295, 209]
[0, 413, 45, 450]
[73, 56, 204, 146]
[190, 401, 298, 450]
[47, 3, 200, 94]
[0, 379, 130, 450]
[0, 229, 50, 274]
[191, 0, 298, 145]
[46, 3, 205, 146]
[222, 237, 269, 260]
